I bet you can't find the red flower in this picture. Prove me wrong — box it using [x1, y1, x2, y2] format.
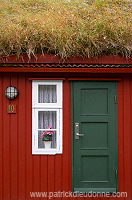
[40, 126, 54, 138]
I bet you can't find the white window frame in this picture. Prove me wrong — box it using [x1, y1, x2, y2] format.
[32, 81, 62, 108]
[32, 80, 63, 155]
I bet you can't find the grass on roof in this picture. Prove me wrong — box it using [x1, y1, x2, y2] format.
[0, 0, 132, 58]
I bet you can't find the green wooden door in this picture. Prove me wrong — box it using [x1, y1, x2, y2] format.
[72, 81, 118, 193]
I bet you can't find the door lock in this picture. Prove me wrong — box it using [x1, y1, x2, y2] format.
[75, 123, 84, 139]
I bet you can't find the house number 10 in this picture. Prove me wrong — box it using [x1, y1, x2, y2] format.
[7, 105, 16, 114]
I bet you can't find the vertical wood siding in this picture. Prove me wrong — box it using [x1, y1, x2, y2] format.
[0, 73, 132, 200]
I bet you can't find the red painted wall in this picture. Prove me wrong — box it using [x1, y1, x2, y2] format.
[0, 72, 132, 200]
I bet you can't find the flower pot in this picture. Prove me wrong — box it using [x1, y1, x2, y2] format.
[44, 141, 52, 149]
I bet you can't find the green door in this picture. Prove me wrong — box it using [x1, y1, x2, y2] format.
[72, 81, 118, 193]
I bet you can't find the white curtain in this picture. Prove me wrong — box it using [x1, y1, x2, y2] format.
[38, 85, 57, 103]
[38, 85, 57, 149]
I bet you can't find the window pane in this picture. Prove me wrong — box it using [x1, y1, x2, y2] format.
[38, 111, 57, 129]
[38, 130, 57, 149]
[38, 85, 57, 103]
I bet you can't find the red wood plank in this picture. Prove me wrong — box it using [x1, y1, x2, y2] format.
[31, 74, 41, 195]
[3, 73, 11, 199]
[40, 156, 48, 200]
[100, 197, 109, 200]
[62, 80, 72, 199]
[29, 78, 66, 80]
[33, 156, 41, 193]
[1, 67, 132, 74]
[10, 73, 18, 200]
[118, 80, 125, 197]
[25, 77, 33, 200]
[48, 155, 55, 200]
[68, 78, 121, 81]
[77, 195, 84, 200]
[123, 78, 131, 199]
[54, 154, 62, 198]
[0, 74, 3, 200]
[18, 74, 26, 199]
[130, 77, 132, 200]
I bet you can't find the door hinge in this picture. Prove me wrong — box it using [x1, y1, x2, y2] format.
[114, 95, 117, 104]
[115, 169, 118, 179]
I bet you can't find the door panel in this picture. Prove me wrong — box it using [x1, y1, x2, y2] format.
[81, 88, 108, 115]
[81, 122, 108, 148]
[72, 81, 118, 193]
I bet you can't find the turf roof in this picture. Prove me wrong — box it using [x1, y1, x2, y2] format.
[0, 0, 132, 58]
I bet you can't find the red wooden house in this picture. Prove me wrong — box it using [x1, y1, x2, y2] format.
[0, 54, 132, 200]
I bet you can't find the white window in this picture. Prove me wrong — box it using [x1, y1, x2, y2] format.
[32, 80, 63, 155]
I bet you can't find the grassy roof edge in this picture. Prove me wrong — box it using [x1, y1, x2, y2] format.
[0, 0, 132, 59]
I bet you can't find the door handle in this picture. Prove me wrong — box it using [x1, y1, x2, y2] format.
[76, 133, 84, 137]
[75, 123, 84, 139]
